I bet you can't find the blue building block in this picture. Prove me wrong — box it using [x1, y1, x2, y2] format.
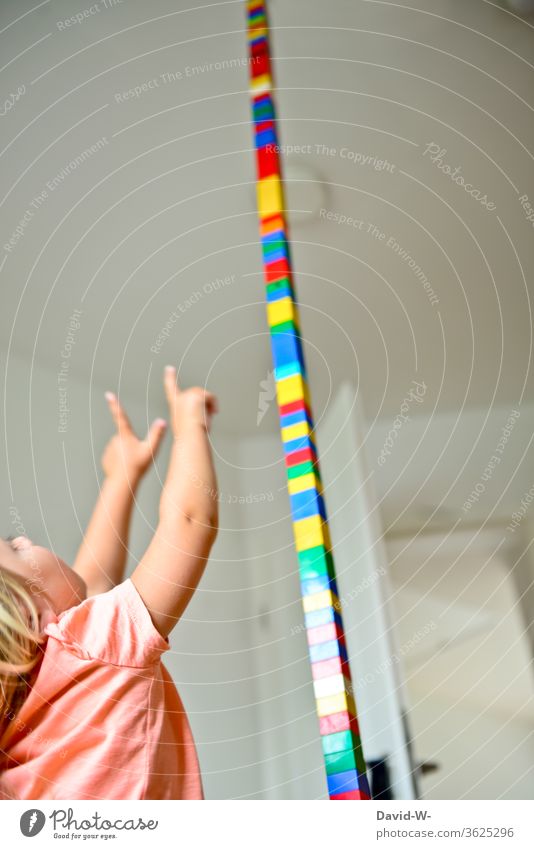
[290, 488, 327, 522]
[327, 769, 361, 796]
[309, 638, 347, 664]
[304, 607, 343, 629]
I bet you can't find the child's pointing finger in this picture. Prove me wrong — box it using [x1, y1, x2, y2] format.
[164, 365, 181, 399]
[105, 391, 134, 434]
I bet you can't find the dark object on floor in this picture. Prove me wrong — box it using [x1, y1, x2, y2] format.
[368, 758, 393, 800]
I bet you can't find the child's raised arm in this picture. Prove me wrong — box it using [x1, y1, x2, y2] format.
[131, 366, 219, 638]
[73, 395, 167, 596]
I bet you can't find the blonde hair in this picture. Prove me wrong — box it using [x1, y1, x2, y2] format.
[0, 566, 43, 738]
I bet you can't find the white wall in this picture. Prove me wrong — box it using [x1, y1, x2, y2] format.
[237, 434, 329, 799]
[411, 694, 534, 800]
[386, 530, 534, 801]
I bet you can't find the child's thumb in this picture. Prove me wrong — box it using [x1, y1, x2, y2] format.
[146, 418, 167, 453]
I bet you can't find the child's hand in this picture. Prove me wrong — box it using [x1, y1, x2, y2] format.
[164, 365, 218, 435]
[102, 392, 167, 485]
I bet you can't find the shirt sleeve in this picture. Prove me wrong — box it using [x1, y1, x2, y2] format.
[44, 578, 170, 668]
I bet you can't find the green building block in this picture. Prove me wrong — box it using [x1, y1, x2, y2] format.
[321, 729, 353, 756]
[298, 546, 336, 580]
[325, 749, 357, 776]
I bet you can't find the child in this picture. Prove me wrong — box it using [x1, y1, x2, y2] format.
[0, 366, 219, 800]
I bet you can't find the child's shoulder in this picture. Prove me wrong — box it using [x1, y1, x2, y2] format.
[44, 578, 169, 668]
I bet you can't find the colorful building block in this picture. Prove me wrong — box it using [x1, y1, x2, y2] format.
[305, 607, 341, 629]
[300, 576, 337, 599]
[256, 144, 279, 178]
[288, 472, 322, 497]
[293, 515, 330, 553]
[311, 656, 350, 681]
[266, 296, 298, 329]
[327, 769, 361, 796]
[307, 621, 344, 647]
[321, 729, 353, 756]
[313, 673, 347, 699]
[331, 789, 371, 801]
[275, 372, 309, 409]
[267, 275, 293, 298]
[318, 710, 361, 736]
[257, 175, 283, 217]
[302, 587, 339, 613]
[316, 690, 356, 718]
[309, 638, 347, 664]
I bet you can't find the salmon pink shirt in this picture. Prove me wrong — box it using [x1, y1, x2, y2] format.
[0, 579, 203, 800]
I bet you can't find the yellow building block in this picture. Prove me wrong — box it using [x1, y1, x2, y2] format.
[248, 25, 267, 40]
[302, 589, 339, 614]
[281, 420, 312, 443]
[275, 372, 304, 406]
[257, 175, 283, 217]
[266, 296, 297, 328]
[294, 515, 319, 547]
[276, 374, 313, 412]
[287, 472, 322, 496]
[293, 515, 331, 552]
[316, 691, 357, 718]
[250, 73, 271, 92]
